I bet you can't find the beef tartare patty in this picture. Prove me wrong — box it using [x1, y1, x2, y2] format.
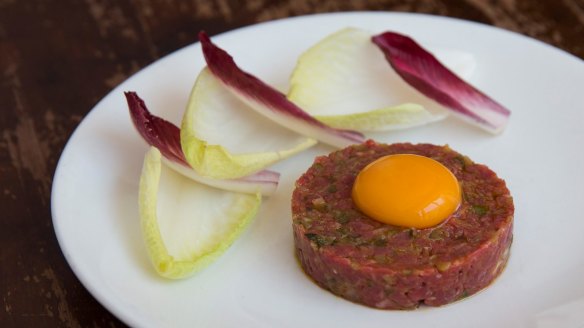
[291, 141, 514, 309]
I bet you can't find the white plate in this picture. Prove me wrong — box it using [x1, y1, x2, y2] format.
[51, 12, 584, 328]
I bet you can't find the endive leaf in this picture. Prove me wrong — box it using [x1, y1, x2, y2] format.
[125, 91, 279, 195]
[198, 31, 366, 149]
[372, 31, 510, 133]
[181, 68, 317, 180]
[162, 159, 278, 196]
[139, 147, 261, 279]
[314, 103, 442, 131]
[287, 27, 477, 131]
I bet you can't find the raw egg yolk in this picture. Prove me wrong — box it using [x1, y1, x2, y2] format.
[352, 154, 461, 228]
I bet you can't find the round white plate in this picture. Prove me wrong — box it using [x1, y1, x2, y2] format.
[52, 12, 584, 328]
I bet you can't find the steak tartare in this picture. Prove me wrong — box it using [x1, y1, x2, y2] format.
[291, 141, 514, 309]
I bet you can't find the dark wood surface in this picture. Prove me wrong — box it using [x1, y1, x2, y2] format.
[1, 0, 583, 326]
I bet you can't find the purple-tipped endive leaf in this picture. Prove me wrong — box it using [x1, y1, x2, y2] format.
[198, 31, 366, 148]
[125, 91, 279, 195]
[372, 32, 510, 134]
[180, 69, 316, 180]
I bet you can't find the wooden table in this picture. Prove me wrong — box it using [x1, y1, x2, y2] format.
[1, 0, 582, 326]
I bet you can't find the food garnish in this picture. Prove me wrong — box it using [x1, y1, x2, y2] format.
[139, 147, 261, 279]
[180, 68, 316, 180]
[372, 31, 510, 134]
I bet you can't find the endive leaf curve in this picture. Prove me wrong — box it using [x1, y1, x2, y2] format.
[139, 147, 261, 279]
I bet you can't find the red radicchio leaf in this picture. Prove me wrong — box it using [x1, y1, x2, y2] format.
[372, 31, 510, 134]
[198, 31, 366, 148]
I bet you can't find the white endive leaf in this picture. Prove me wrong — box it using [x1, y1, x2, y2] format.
[139, 147, 261, 279]
[181, 68, 316, 180]
[288, 27, 476, 131]
[313, 103, 442, 131]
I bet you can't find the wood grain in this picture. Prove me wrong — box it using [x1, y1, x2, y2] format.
[1, 0, 582, 326]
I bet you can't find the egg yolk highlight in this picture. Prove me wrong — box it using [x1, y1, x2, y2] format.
[352, 154, 461, 228]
